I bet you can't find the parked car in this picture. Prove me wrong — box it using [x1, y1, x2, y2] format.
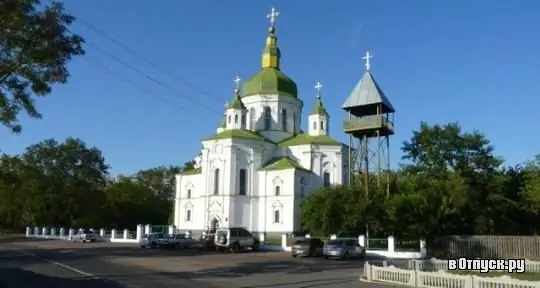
[214, 227, 260, 253]
[323, 239, 365, 260]
[139, 232, 169, 248]
[72, 230, 98, 243]
[291, 238, 325, 257]
[164, 233, 197, 249]
[197, 232, 216, 251]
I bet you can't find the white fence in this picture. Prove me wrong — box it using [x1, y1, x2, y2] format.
[407, 257, 540, 273]
[24, 225, 426, 258]
[364, 263, 540, 288]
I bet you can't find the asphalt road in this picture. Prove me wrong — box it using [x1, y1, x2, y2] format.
[0, 237, 397, 288]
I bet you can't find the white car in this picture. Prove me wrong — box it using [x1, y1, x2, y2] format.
[72, 230, 98, 243]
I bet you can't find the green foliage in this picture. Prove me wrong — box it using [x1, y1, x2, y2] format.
[0, 138, 190, 230]
[0, 0, 84, 133]
[302, 122, 540, 238]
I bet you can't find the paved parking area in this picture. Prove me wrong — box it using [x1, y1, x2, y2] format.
[0, 239, 392, 288]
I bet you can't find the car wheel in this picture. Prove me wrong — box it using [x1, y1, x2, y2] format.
[292, 254, 297, 258]
[231, 242, 240, 253]
[150, 243, 157, 249]
[251, 244, 260, 252]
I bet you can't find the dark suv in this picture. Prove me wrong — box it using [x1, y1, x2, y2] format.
[215, 227, 260, 253]
[291, 238, 325, 257]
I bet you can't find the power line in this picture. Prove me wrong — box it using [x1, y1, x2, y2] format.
[76, 17, 221, 104]
[88, 61, 205, 115]
[85, 41, 222, 115]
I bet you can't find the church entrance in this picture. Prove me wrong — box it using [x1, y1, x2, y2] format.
[210, 218, 219, 233]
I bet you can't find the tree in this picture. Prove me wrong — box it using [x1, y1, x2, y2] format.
[0, 137, 108, 229]
[133, 165, 181, 201]
[0, 0, 84, 133]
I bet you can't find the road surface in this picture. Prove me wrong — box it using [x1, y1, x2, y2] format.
[0, 237, 396, 288]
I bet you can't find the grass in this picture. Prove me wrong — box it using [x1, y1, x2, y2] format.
[265, 236, 282, 245]
[452, 270, 540, 281]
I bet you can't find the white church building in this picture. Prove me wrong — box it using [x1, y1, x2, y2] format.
[173, 9, 350, 235]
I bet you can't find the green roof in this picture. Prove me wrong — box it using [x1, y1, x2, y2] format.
[279, 133, 341, 147]
[242, 67, 298, 98]
[259, 157, 311, 172]
[227, 89, 246, 110]
[310, 96, 328, 116]
[204, 129, 272, 142]
[181, 167, 202, 175]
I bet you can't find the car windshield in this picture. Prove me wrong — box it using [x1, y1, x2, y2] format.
[174, 234, 185, 239]
[83, 230, 93, 234]
[327, 240, 344, 246]
[294, 239, 310, 245]
[216, 230, 227, 238]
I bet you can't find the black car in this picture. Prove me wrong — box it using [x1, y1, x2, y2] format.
[291, 238, 324, 257]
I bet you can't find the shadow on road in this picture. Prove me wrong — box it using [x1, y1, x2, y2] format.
[0, 268, 124, 288]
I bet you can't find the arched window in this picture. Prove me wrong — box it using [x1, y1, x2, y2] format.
[214, 169, 220, 195]
[292, 112, 296, 133]
[239, 169, 247, 195]
[186, 209, 192, 221]
[249, 108, 256, 129]
[228, 115, 231, 123]
[323, 172, 330, 188]
[312, 121, 317, 130]
[234, 114, 239, 123]
[241, 114, 246, 127]
[187, 189, 191, 199]
[264, 107, 272, 130]
[275, 185, 281, 196]
[273, 210, 280, 223]
[320, 121, 324, 131]
[281, 109, 287, 132]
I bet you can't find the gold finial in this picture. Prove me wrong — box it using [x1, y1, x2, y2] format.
[267, 7, 280, 32]
[362, 51, 373, 71]
[314, 81, 323, 98]
[234, 74, 241, 93]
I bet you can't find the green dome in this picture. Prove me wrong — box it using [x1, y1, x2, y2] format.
[242, 67, 298, 98]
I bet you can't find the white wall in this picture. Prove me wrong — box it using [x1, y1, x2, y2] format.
[242, 94, 303, 143]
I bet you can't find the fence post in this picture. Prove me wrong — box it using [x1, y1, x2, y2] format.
[34, 226, 39, 236]
[25, 227, 31, 238]
[123, 229, 128, 240]
[100, 228, 105, 237]
[42, 227, 47, 237]
[144, 224, 151, 235]
[358, 234, 366, 247]
[168, 225, 176, 234]
[281, 234, 288, 248]
[68, 228, 74, 240]
[388, 236, 395, 253]
[365, 262, 372, 281]
[259, 232, 266, 243]
[50, 227, 56, 237]
[136, 225, 143, 241]
[420, 239, 427, 257]
[59, 228, 65, 238]
[111, 229, 117, 239]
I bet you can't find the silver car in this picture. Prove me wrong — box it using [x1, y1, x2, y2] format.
[139, 232, 169, 248]
[72, 230, 98, 243]
[323, 239, 365, 260]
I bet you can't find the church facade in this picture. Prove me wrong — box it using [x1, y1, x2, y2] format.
[173, 8, 349, 235]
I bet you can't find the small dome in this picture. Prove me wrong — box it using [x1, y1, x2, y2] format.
[242, 67, 298, 98]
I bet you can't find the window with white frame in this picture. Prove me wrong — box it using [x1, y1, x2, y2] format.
[323, 171, 330, 188]
[186, 209, 192, 222]
[273, 210, 280, 224]
[275, 185, 280, 196]
[187, 189, 192, 199]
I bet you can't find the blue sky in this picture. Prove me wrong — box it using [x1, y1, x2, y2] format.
[2, 1, 539, 174]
